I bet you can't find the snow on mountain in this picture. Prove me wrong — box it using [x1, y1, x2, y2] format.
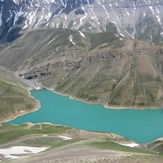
[0, 0, 162, 42]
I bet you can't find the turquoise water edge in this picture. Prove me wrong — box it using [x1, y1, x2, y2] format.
[6, 89, 163, 143]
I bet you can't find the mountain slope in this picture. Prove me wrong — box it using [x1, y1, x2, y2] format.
[0, 28, 163, 108]
[55, 39, 163, 108]
[0, 0, 163, 42]
[0, 68, 39, 123]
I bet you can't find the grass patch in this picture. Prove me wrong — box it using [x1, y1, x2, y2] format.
[0, 124, 71, 146]
[89, 141, 155, 154]
[14, 137, 79, 150]
[0, 69, 38, 122]
[88, 32, 119, 50]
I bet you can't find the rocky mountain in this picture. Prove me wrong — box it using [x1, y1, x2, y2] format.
[0, 0, 163, 109]
[0, 0, 163, 42]
[1, 28, 163, 109]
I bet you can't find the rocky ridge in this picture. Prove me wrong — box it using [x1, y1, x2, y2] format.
[0, 0, 163, 42]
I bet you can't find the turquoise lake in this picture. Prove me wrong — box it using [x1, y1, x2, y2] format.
[6, 89, 163, 143]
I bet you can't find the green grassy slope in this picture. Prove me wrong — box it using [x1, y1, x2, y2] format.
[0, 69, 38, 123]
[0, 124, 162, 163]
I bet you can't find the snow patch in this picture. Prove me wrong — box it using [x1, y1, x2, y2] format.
[69, 35, 76, 45]
[13, 11, 24, 26]
[79, 31, 85, 38]
[156, 15, 161, 24]
[120, 33, 125, 37]
[34, 86, 41, 90]
[149, 6, 154, 14]
[160, 32, 163, 37]
[79, 6, 87, 26]
[0, 146, 49, 159]
[119, 143, 139, 148]
[97, 0, 109, 17]
[58, 135, 72, 140]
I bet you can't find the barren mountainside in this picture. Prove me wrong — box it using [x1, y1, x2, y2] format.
[0, 28, 163, 108]
[0, 0, 163, 109]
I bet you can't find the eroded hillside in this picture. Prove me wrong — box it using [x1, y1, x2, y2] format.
[0, 29, 163, 108]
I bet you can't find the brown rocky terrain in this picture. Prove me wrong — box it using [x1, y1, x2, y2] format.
[0, 29, 163, 109]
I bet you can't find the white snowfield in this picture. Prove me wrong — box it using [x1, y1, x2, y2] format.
[79, 31, 85, 38]
[34, 86, 42, 90]
[58, 135, 72, 140]
[0, 146, 49, 159]
[119, 143, 139, 148]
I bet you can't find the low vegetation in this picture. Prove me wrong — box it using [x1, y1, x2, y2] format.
[0, 123, 163, 163]
[0, 124, 71, 146]
[0, 69, 38, 122]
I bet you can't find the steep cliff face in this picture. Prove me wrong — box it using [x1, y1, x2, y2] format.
[0, 0, 163, 42]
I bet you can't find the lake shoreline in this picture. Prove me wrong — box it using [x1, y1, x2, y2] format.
[20, 78, 162, 110]
[46, 88, 161, 110]
[0, 94, 41, 124]
[4, 88, 163, 144]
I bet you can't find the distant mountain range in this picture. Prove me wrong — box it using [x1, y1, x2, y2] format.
[0, 0, 163, 42]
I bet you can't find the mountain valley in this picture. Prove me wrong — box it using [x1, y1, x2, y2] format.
[0, 28, 163, 108]
[0, 0, 163, 162]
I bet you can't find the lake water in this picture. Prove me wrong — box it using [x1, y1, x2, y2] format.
[6, 90, 163, 143]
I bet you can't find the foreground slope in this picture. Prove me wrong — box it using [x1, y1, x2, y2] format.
[0, 123, 163, 163]
[0, 68, 39, 123]
[1, 29, 163, 108]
